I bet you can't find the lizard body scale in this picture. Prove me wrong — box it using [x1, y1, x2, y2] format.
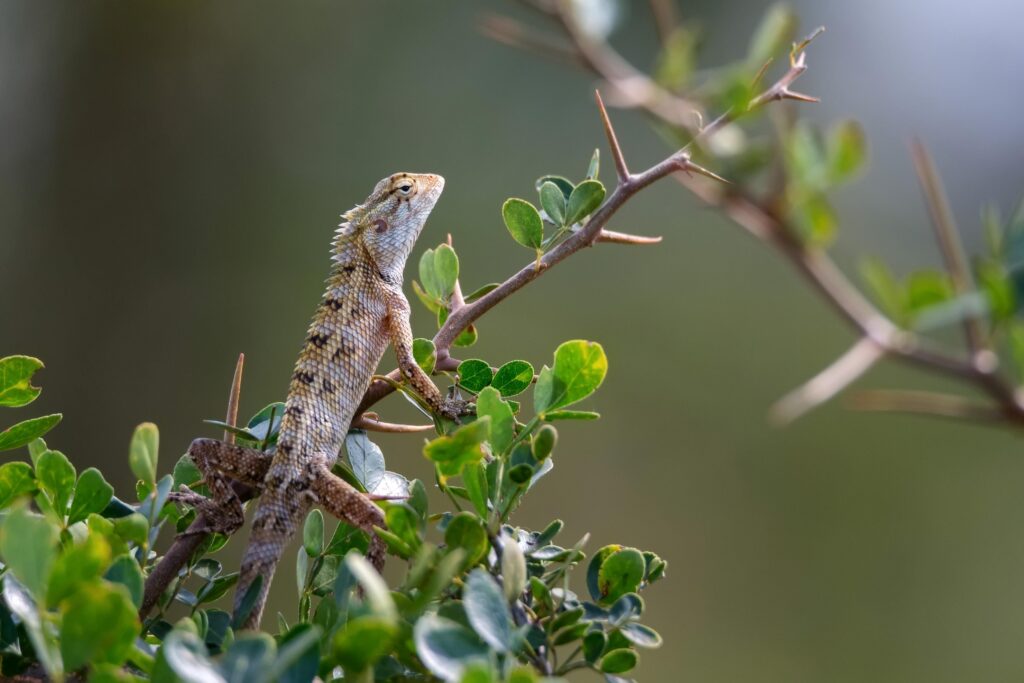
[177, 173, 466, 629]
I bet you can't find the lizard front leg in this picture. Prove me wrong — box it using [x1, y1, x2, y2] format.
[385, 292, 473, 420]
[171, 438, 273, 536]
[311, 465, 387, 570]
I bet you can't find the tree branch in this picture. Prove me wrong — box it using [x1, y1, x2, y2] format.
[911, 140, 989, 358]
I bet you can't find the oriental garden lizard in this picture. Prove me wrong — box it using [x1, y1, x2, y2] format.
[173, 173, 469, 629]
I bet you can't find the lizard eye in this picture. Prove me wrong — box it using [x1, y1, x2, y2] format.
[397, 183, 414, 195]
[395, 179, 415, 195]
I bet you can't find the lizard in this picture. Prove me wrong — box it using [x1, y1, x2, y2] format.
[173, 172, 470, 629]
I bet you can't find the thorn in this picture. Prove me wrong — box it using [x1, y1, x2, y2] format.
[596, 229, 663, 245]
[594, 89, 630, 182]
[783, 89, 820, 103]
[224, 353, 245, 445]
[682, 159, 731, 185]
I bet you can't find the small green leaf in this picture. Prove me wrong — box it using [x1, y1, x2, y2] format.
[345, 551, 397, 623]
[583, 630, 606, 663]
[296, 548, 309, 597]
[413, 338, 437, 375]
[0, 414, 62, 452]
[173, 454, 203, 490]
[424, 418, 490, 481]
[502, 198, 544, 250]
[539, 182, 567, 227]
[463, 569, 513, 652]
[453, 324, 479, 348]
[68, 467, 114, 526]
[621, 622, 663, 648]
[333, 616, 396, 673]
[272, 623, 321, 683]
[532, 425, 557, 461]
[500, 535, 526, 602]
[129, 422, 159, 487]
[1, 507, 57, 598]
[112, 512, 149, 546]
[859, 258, 907, 324]
[385, 503, 421, 551]
[458, 360, 493, 392]
[476, 388, 514, 456]
[535, 340, 608, 415]
[587, 545, 620, 602]
[0, 461, 36, 509]
[598, 547, 646, 604]
[543, 409, 600, 421]
[463, 462, 489, 517]
[413, 279, 443, 313]
[157, 629, 219, 683]
[906, 270, 954, 314]
[827, 120, 867, 182]
[420, 248, 444, 300]
[534, 175, 574, 200]
[598, 648, 638, 674]
[60, 581, 139, 671]
[47, 534, 111, 607]
[105, 555, 145, 609]
[586, 148, 600, 180]
[27, 438, 48, 464]
[413, 614, 489, 681]
[303, 509, 324, 557]
[792, 192, 837, 246]
[748, 3, 798, 64]
[445, 511, 488, 569]
[464, 283, 500, 303]
[434, 244, 460, 299]
[530, 576, 552, 611]
[346, 431, 386, 492]
[491, 361, 534, 397]
[0, 356, 45, 407]
[565, 180, 606, 226]
[408, 478, 428, 519]
[507, 464, 534, 485]
[36, 449, 76, 518]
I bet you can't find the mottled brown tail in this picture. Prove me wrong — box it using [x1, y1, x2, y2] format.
[233, 490, 310, 629]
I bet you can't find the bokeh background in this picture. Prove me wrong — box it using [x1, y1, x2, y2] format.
[4, 1, 1024, 680]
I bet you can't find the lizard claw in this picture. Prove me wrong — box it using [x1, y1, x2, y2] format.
[439, 397, 475, 422]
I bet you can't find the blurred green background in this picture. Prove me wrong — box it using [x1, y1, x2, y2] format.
[3, 1, 1024, 680]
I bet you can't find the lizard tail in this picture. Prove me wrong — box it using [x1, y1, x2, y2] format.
[234, 493, 310, 630]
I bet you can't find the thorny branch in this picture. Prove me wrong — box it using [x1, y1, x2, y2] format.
[485, 0, 1024, 428]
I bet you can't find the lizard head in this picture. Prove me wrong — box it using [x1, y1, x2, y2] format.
[349, 172, 445, 277]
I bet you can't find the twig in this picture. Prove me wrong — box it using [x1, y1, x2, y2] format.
[771, 337, 884, 424]
[353, 413, 434, 433]
[848, 389, 1008, 424]
[748, 49, 820, 108]
[479, 14, 582, 67]
[911, 140, 988, 357]
[647, 0, 679, 45]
